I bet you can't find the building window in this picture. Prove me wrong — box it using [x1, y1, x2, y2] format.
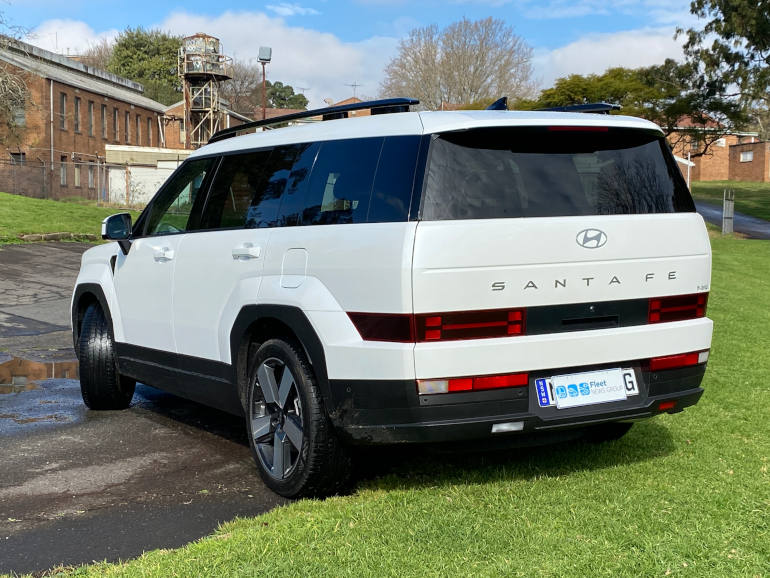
[74, 163, 81, 187]
[59, 93, 67, 130]
[147, 117, 152, 146]
[125, 111, 130, 143]
[113, 108, 119, 141]
[740, 150, 754, 163]
[88, 162, 95, 188]
[136, 114, 141, 146]
[716, 137, 726, 148]
[179, 120, 185, 144]
[101, 105, 107, 139]
[74, 97, 81, 132]
[689, 138, 699, 153]
[9, 152, 26, 165]
[88, 101, 94, 136]
[60, 155, 67, 186]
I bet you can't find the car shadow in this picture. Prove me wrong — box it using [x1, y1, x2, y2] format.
[351, 420, 677, 492]
[130, 384, 250, 446]
[128, 384, 677, 497]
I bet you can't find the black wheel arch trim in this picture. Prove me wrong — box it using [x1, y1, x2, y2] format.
[230, 304, 336, 419]
[72, 283, 114, 356]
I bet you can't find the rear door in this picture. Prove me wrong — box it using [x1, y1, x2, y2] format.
[172, 146, 299, 363]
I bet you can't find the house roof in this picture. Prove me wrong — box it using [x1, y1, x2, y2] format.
[0, 38, 167, 113]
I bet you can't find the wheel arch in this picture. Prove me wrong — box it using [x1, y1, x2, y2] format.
[72, 283, 114, 356]
[230, 305, 335, 417]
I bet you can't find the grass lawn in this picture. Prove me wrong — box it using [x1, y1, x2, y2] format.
[0, 191, 139, 244]
[51, 235, 769, 577]
[691, 180, 770, 221]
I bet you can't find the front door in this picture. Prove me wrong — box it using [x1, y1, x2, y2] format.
[113, 157, 216, 354]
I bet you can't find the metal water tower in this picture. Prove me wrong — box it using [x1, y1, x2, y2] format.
[178, 33, 232, 149]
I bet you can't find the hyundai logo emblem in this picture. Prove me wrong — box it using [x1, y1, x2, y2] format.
[576, 228, 607, 249]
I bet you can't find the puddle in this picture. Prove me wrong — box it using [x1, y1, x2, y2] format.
[0, 412, 70, 424]
[0, 356, 79, 393]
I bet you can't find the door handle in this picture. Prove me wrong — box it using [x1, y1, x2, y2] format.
[232, 244, 261, 260]
[153, 247, 174, 262]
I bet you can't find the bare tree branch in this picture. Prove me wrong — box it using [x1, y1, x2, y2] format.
[380, 17, 535, 110]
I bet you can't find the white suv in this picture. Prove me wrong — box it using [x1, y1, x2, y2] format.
[71, 98, 713, 497]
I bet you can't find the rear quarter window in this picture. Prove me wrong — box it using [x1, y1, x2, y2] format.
[420, 126, 694, 220]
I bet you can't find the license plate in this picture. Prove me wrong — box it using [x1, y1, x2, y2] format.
[535, 368, 638, 409]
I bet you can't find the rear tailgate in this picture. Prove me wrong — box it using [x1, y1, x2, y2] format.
[411, 214, 712, 379]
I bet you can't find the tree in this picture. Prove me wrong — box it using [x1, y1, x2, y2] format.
[0, 17, 28, 147]
[266, 81, 308, 110]
[220, 59, 261, 115]
[79, 38, 113, 70]
[521, 61, 746, 158]
[108, 28, 182, 106]
[680, 1, 770, 103]
[380, 17, 535, 110]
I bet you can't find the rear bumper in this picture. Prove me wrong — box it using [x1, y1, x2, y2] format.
[327, 363, 706, 444]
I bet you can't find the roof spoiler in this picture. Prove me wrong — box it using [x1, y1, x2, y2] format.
[208, 97, 420, 144]
[537, 102, 621, 115]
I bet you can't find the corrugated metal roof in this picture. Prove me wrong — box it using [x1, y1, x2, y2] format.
[1, 41, 167, 113]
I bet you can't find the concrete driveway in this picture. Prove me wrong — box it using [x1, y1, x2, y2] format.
[0, 243, 285, 575]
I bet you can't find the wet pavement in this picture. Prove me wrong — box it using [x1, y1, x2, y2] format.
[0, 243, 286, 575]
[695, 201, 770, 240]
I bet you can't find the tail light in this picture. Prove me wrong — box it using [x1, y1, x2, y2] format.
[348, 307, 526, 343]
[418, 372, 529, 395]
[649, 350, 709, 372]
[415, 309, 525, 342]
[648, 293, 708, 323]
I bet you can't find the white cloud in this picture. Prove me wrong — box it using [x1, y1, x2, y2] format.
[534, 27, 685, 88]
[157, 10, 398, 108]
[24, 19, 118, 55]
[266, 3, 321, 17]
[21, 11, 399, 109]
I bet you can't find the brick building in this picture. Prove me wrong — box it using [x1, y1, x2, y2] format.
[668, 117, 759, 182]
[728, 141, 770, 182]
[0, 39, 168, 198]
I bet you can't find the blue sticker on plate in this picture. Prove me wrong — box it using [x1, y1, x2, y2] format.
[535, 379, 551, 407]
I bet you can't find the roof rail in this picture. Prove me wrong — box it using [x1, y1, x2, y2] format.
[208, 97, 419, 144]
[537, 102, 621, 115]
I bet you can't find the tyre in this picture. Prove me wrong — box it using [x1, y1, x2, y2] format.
[78, 303, 135, 410]
[584, 421, 634, 443]
[246, 337, 351, 498]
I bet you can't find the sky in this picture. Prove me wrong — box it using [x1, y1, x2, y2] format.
[5, 0, 702, 109]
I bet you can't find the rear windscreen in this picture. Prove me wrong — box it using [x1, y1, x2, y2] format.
[420, 126, 695, 220]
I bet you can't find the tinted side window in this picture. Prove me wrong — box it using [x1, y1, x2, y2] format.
[245, 146, 300, 228]
[275, 143, 319, 227]
[369, 136, 420, 223]
[144, 158, 216, 235]
[198, 150, 272, 230]
[302, 138, 383, 225]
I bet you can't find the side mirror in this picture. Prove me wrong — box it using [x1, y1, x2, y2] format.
[102, 213, 133, 255]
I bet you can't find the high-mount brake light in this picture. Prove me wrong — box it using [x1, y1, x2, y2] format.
[649, 293, 708, 323]
[547, 126, 609, 132]
[417, 372, 529, 395]
[348, 308, 526, 343]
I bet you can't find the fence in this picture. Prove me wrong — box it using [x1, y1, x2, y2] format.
[0, 159, 176, 207]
